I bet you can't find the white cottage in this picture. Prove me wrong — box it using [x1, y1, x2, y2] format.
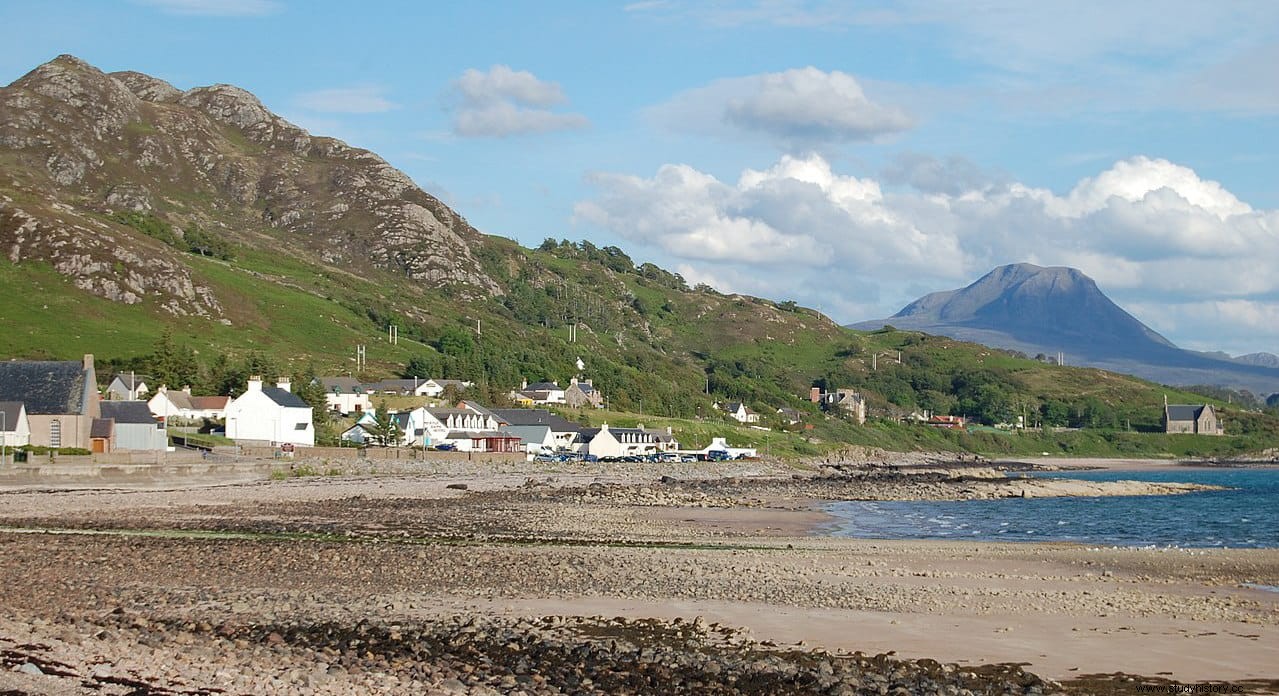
[0, 401, 31, 450]
[225, 377, 314, 447]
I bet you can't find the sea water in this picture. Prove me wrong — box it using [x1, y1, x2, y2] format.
[824, 468, 1279, 549]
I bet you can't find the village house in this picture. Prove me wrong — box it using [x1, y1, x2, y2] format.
[500, 424, 556, 454]
[1163, 403, 1224, 435]
[777, 407, 804, 425]
[0, 354, 100, 449]
[420, 407, 521, 452]
[580, 423, 659, 458]
[364, 378, 431, 397]
[927, 414, 966, 430]
[809, 387, 866, 424]
[718, 401, 760, 424]
[105, 373, 151, 401]
[640, 424, 680, 452]
[99, 401, 168, 451]
[224, 377, 314, 447]
[563, 377, 604, 409]
[513, 380, 566, 405]
[491, 408, 583, 451]
[0, 401, 31, 450]
[147, 386, 228, 423]
[315, 377, 371, 415]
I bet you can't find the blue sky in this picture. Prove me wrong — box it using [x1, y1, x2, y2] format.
[2, 0, 1277, 356]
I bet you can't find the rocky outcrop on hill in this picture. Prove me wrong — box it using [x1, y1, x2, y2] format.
[0, 54, 498, 314]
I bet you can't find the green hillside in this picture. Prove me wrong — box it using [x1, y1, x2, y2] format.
[1, 55, 1275, 459]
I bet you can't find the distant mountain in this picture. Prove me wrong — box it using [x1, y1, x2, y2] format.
[1233, 352, 1279, 369]
[851, 263, 1279, 395]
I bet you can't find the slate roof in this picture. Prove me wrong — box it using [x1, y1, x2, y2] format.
[1166, 404, 1208, 422]
[0, 360, 89, 415]
[490, 409, 582, 432]
[460, 401, 499, 420]
[501, 425, 552, 444]
[101, 401, 159, 424]
[525, 382, 561, 391]
[365, 379, 426, 393]
[318, 377, 364, 393]
[90, 418, 114, 439]
[111, 373, 151, 390]
[262, 387, 309, 408]
[0, 401, 25, 430]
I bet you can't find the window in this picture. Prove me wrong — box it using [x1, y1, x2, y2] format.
[294, 422, 309, 430]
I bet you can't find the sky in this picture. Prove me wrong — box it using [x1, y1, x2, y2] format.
[2, 0, 1277, 356]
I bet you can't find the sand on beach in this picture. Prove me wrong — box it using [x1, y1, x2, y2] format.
[0, 462, 1274, 692]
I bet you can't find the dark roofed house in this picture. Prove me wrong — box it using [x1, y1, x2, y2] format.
[225, 377, 314, 447]
[564, 377, 604, 409]
[315, 376, 371, 415]
[1163, 403, 1223, 435]
[100, 401, 167, 451]
[0, 354, 100, 449]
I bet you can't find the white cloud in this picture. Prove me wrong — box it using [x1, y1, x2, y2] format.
[651, 67, 912, 150]
[134, 0, 281, 16]
[576, 154, 1279, 353]
[295, 86, 396, 114]
[448, 65, 589, 137]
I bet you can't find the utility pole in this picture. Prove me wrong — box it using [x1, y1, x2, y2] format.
[356, 344, 366, 372]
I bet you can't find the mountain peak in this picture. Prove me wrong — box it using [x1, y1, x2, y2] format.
[850, 262, 1279, 393]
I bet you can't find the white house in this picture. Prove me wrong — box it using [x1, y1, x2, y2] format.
[0, 401, 31, 450]
[225, 377, 314, 447]
[582, 423, 659, 458]
[419, 407, 521, 452]
[513, 380, 566, 405]
[422, 379, 472, 398]
[316, 377, 372, 415]
[719, 401, 760, 424]
[148, 386, 228, 423]
[106, 373, 151, 401]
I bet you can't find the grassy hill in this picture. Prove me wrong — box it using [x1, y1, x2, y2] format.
[1, 55, 1275, 458]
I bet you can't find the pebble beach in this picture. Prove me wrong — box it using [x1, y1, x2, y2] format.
[0, 457, 1275, 695]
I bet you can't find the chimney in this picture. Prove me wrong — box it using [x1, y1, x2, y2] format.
[182, 385, 191, 395]
[247, 376, 263, 392]
[521, 378, 528, 389]
[667, 426, 673, 435]
[277, 377, 291, 392]
[810, 387, 821, 403]
[570, 376, 578, 385]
